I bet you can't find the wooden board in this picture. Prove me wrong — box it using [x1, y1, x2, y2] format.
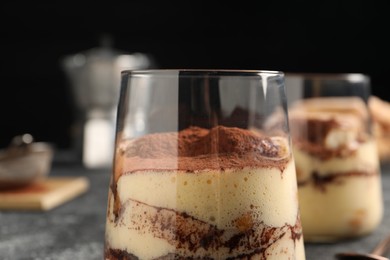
[0, 177, 90, 211]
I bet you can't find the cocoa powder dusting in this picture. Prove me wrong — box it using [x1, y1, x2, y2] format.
[118, 126, 290, 174]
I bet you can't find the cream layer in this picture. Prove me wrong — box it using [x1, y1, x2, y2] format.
[298, 173, 383, 239]
[294, 139, 380, 182]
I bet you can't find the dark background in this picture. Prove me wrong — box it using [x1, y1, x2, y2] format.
[0, 1, 389, 150]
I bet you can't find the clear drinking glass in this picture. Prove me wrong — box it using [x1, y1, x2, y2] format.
[104, 70, 305, 259]
[283, 73, 384, 242]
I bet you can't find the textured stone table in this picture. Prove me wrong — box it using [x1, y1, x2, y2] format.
[1, 162, 390, 260]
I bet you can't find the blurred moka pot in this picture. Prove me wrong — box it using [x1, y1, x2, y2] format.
[62, 36, 155, 168]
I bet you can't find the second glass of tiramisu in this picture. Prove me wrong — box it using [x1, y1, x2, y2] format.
[282, 73, 384, 242]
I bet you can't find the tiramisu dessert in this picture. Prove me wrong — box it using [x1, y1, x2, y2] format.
[104, 125, 305, 259]
[276, 97, 383, 241]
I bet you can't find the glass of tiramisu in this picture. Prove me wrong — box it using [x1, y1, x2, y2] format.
[104, 70, 306, 259]
[280, 73, 384, 242]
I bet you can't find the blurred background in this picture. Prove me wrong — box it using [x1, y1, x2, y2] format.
[0, 1, 389, 167]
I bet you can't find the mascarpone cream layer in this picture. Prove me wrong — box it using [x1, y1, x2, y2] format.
[298, 172, 383, 240]
[294, 139, 380, 182]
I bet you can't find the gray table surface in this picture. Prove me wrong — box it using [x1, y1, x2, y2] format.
[1, 162, 390, 260]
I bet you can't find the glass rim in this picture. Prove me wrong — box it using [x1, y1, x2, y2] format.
[285, 72, 369, 82]
[121, 69, 284, 77]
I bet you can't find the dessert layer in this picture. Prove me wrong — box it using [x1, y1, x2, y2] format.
[265, 97, 373, 160]
[298, 172, 383, 239]
[287, 112, 369, 160]
[114, 126, 290, 179]
[294, 139, 380, 183]
[111, 126, 293, 219]
[115, 161, 298, 228]
[106, 162, 304, 259]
